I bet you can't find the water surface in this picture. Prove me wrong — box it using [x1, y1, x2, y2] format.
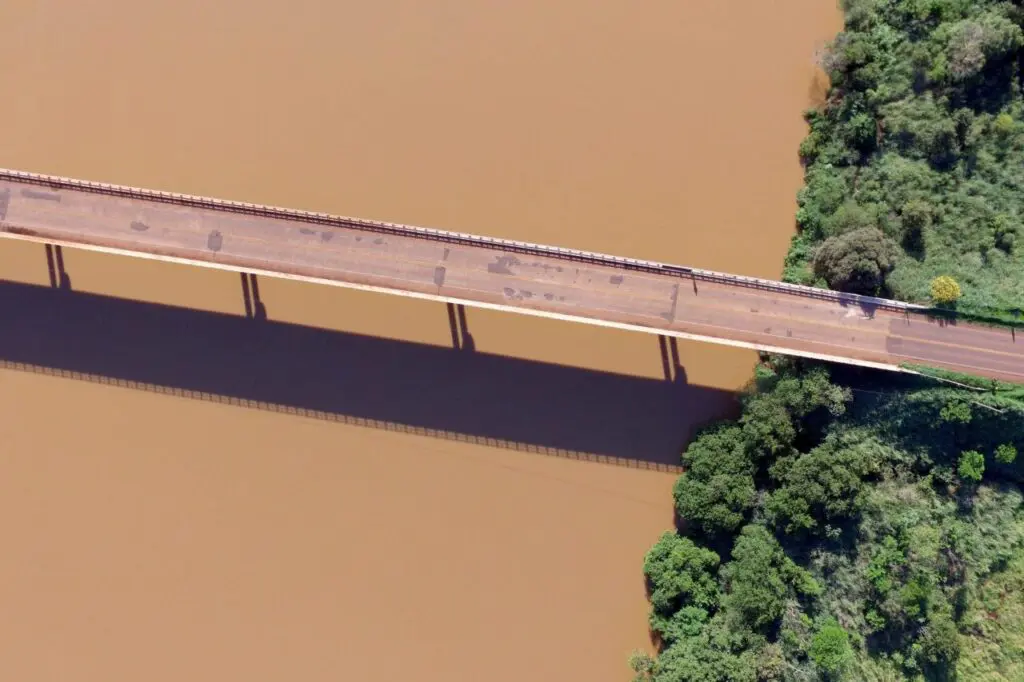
[0, 1, 838, 680]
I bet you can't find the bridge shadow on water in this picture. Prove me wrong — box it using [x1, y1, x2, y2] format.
[0, 277, 737, 471]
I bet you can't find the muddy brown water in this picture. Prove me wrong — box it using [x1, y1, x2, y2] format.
[0, 1, 838, 680]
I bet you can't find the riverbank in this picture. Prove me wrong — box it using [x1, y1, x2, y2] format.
[637, 2, 1024, 679]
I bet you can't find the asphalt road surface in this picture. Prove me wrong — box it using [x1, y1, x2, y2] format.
[0, 170, 1020, 383]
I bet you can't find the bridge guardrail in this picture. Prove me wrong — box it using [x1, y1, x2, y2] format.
[0, 168, 928, 315]
[687, 269, 928, 313]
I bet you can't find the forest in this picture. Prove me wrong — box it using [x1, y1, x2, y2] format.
[634, 1, 1024, 680]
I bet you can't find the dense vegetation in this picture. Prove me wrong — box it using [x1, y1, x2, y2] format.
[635, 1, 1024, 679]
[635, 359, 1024, 681]
[784, 0, 1024, 323]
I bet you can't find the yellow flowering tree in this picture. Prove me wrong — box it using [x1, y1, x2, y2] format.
[930, 275, 962, 304]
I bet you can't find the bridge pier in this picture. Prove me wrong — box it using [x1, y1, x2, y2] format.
[240, 273, 267, 321]
[446, 303, 474, 351]
[44, 244, 71, 291]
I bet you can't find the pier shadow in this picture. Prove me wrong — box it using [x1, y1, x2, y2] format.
[658, 335, 687, 384]
[0, 279, 737, 471]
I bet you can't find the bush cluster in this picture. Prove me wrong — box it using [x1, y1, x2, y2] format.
[785, 0, 1024, 319]
[636, 2, 1024, 679]
[637, 358, 1024, 681]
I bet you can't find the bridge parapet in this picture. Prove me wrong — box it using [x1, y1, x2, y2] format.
[0, 167, 927, 315]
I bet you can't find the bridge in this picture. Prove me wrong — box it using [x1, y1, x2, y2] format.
[0, 168, 1020, 383]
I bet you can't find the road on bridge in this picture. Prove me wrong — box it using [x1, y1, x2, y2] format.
[0, 169, 1020, 383]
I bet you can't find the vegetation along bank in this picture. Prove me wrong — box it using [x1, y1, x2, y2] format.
[633, 1, 1024, 680]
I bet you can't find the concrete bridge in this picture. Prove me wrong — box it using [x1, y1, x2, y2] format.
[0, 168, 1020, 383]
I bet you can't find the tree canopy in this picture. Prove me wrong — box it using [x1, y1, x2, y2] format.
[640, 354, 1024, 680]
[813, 227, 901, 294]
[786, 0, 1024, 319]
[639, 1, 1024, 678]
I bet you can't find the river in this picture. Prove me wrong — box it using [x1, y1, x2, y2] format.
[0, 1, 838, 680]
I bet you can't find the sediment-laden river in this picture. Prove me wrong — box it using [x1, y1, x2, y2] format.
[0, 2, 838, 679]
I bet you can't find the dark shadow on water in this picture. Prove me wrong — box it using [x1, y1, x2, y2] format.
[0, 279, 738, 471]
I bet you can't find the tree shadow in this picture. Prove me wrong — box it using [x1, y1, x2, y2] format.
[0, 279, 738, 471]
[837, 292, 878, 320]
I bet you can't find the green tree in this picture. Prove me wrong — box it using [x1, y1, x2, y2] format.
[823, 201, 877, 237]
[899, 571, 935, 620]
[958, 449, 985, 481]
[722, 525, 819, 632]
[918, 610, 960, 667]
[643, 532, 720, 642]
[945, 13, 1023, 82]
[995, 443, 1017, 464]
[865, 535, 906, 596]
[651, 615, 758, 682]
[738, 367, 851, 460]
[993, 214, 1018, 253]
[809, 618, 853, 677]
[772, 366, 852, 418]
[738, 395, 796, 458]
[940, 400, 972, 424]
[993, 112, 1015, 137]
[765, 436, 878, 534]
[674, 426, 756, 537]
[812, 227, 900, 295]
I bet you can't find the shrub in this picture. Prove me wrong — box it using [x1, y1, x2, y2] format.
[651, 622, 759, 682]
[995, 443, 1018, 464]
[765, 436, 878, 534]
[947, 21, 989, 81]
[901, 199, 932, 255]
[946, 14, 1024, 82]
[930, 275, 962, 304]
[809, 618, 853, 676]
[627, 650, 655, 681]
[674, 426, 756, 537]
[993, 112, 1015, 136]
[958, 449, 985, 481]
[824, 201, 877, 237]
[993, 215, 1018, 253]
[940, 399, 972, 424]
[918, 610, 960, 666]
[722, 525, 819, 632]
[643, 532, 720, 636]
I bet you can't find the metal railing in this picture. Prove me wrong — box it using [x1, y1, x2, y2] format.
[0, 167, 927, 314]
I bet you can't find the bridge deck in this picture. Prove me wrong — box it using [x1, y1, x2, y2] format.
[0, 170, 1020, 383]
